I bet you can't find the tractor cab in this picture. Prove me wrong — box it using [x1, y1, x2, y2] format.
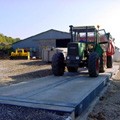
[69, 25, 106, 53]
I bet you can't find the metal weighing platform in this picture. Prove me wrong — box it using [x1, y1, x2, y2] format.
[0, 65, 119, 120]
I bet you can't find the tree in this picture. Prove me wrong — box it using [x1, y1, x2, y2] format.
[0, 33, 21, 58]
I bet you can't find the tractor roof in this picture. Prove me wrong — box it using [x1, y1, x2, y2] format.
[70, 25, 97, 33]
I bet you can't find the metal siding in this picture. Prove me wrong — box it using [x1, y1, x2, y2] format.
[12, 29, 70, 49]
[12, 29, 71, 58]
[12, 39, 38, 49]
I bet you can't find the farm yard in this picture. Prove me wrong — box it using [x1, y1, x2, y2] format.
[0, 60, 119, 120]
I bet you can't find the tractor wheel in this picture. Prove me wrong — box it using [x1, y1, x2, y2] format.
[67, 66, 78, 72]
[107, 56, 113, 68]
[51, 52, 65, 76]
[99, 55, 105, 73]
[88, 52, 100, 77]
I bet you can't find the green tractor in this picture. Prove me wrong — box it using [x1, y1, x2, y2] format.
[52, 25, 109, 77]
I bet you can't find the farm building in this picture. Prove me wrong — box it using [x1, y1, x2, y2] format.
[12, 29, 71, 58]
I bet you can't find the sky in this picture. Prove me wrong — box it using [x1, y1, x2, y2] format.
[0, 0, 120, 47]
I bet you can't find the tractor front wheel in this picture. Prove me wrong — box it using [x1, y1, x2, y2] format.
[52, 52, 65, 76]
[88, 52, 100, 77]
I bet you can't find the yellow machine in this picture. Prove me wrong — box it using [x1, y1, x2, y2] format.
[10, 48, 30, 60]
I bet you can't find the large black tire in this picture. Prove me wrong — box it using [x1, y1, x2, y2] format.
[107, 56, 113, 68]
[52, 52, 65, 76]
[99, 55, 105, 73]
[67, 66, 78, 72]
[88, 52, 100, 77]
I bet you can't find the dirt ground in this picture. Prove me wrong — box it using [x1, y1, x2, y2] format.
[0, 60, 52, 87]
[87, 62, 120, 120]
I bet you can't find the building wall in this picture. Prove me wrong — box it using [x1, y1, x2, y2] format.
[38, 39, 56, 58]
[12, 39, 38, 49]
[12, 39, 70, 58]
[12, 39, 56, 58]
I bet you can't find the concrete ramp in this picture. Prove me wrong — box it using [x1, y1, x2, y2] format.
[0, 65, 119, 119]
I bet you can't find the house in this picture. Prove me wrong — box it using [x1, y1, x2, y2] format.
[12, 29, 71, 58]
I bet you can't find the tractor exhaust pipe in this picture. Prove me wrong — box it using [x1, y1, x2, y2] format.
[69, 25, 73, 42]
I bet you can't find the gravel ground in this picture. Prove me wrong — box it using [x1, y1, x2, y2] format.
[0, 103, 69, 120]
[0, 60, 120, 120]
[87, 62, 120, 120]
[0, 60, 52, 87]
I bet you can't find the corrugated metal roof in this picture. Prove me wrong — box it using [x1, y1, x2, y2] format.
[24, 29, 71, 41]
[12, 29, 71, 46]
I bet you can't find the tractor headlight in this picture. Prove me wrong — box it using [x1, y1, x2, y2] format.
[76, 56, 79, 60]
[67, 56, 70, 59]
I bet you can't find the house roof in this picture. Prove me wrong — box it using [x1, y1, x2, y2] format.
[24, 29, 71, 41]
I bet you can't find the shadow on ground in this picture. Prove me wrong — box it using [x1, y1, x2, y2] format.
[18, 60, 51, 66]
[8, 69, 52, 84]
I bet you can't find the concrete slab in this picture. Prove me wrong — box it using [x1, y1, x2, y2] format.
[0, 65, 119, 120]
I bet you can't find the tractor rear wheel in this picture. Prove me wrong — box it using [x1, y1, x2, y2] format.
[107, 56, 113, 68]
[99, 55, 105, 73]
[52, 52, 65, 76]
[67, 66, 78, 72]
[88, 52, 100, 77]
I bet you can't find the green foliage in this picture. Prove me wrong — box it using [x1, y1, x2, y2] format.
[0, 33, 20, 49]
[0, 33, 20, 58]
